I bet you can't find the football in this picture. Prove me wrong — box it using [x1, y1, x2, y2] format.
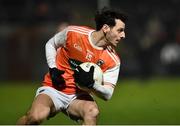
[77, 62, 103, 91]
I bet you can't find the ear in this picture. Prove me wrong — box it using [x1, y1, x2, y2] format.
[102, 24, 110, 33]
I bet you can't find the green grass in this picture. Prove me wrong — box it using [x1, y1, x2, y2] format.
[0, 78, 180, 125]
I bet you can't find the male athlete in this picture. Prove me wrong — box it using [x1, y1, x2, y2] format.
[17, 7, 127, 125]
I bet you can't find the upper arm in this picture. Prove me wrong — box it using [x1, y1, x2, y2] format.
[45, 27, 68, 68]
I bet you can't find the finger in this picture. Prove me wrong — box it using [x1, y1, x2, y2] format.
[76, 65, 84, 72]
[89, 66, 95, 73]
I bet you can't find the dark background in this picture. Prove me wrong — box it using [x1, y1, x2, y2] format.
[0, 0, 179, 81]
[0, 0, 180, 124]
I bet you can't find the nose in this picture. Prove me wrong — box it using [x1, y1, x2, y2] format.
[118, 32, 125, 41]
[121, 32, 125, 39]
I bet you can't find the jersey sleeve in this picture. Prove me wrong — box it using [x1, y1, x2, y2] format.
[45, 28, 68, 68]
[103, 64, 120, 85]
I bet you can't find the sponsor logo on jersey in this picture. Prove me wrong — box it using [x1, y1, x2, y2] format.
[74, 43, 82, 52]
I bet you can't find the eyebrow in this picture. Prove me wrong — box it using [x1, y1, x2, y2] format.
[118, 28, 124, 32]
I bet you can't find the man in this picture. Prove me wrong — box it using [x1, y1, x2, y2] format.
[17, 7, 127, 125]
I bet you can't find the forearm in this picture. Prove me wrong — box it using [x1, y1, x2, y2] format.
[92, 83, 114, 101]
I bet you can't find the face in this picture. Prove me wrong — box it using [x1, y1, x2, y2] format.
[104, 19, 126, 47]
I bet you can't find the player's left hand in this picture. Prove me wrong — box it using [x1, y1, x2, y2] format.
[49, 67, 65, 88]
[73, 66, 95, 88]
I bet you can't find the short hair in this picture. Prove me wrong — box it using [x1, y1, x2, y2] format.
[94, 7, 128, 31]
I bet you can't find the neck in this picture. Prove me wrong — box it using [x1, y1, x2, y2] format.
[91, 31, 108, 47]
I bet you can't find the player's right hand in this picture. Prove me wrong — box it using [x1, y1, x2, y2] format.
[73, 66, 95, 89]
[49, 67, 65, 88]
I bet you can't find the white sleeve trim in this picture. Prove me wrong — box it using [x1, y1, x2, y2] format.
[45, 28, 68, 68]
[103, 64, 120, 85]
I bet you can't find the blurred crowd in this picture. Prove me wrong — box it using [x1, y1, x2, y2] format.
[0, 0, 179, 81]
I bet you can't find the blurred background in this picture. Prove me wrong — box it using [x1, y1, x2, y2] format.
[0, 0, 180, 125]
[0, 0, 180, 81]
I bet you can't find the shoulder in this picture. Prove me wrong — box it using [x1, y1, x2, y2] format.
[100, 47, 120, 72]
[106, 46, 120, 66]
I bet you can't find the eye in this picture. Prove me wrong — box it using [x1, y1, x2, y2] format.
[118, 28, 124, 33]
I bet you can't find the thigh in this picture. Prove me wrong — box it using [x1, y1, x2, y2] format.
[66, 94, 98, 120]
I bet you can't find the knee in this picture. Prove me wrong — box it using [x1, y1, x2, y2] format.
[83, 105, 99, 120]
[26, 110, 47, 124]
[26, 112, 42, 124]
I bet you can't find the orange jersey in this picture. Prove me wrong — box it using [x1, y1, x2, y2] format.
[43, 26, 120, 94]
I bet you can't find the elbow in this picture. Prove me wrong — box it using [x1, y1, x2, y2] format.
[45, 41, 49, 51]
[45, 41, 50, 49]
[102, 93, 113, 101]
[102, 87, 114, 101]
[93, 84, 114, 101]
[45, 37, 56, 50]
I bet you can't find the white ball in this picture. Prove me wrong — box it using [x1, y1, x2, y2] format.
[78, 62, 103, 91]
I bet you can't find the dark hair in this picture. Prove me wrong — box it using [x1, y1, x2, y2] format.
[94, 7, 128, 30]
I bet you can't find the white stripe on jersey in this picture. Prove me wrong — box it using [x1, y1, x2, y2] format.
[110, 52, 120, 64]
[68, 26, 92, 35]
[70, 26, 92, 32]
[106, 50, 120, 66]
[68, 29, 89, 35]
[107, 46, 120, 63]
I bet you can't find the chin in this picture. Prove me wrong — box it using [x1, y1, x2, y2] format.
[109, 42, 117, 47]
[113, 43, 118, 46]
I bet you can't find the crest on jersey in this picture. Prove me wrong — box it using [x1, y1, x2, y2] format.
[96, 59, 104, 67]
